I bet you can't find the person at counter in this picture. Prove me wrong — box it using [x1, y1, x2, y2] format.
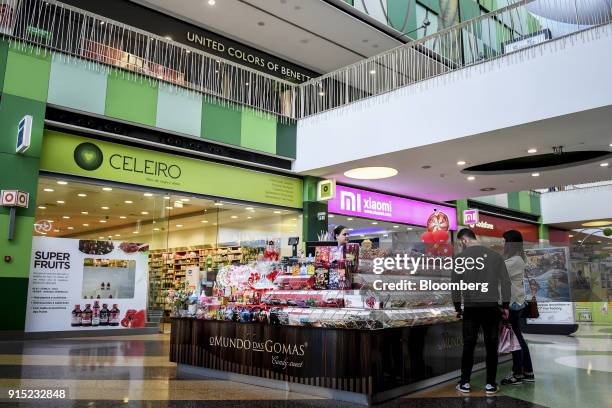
[452, 228, 511, 395]
[334, 225, 350, 246]
[332, 225, 358, 289]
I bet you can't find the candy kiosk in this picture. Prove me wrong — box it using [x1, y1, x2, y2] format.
[170, 211, 486, 404]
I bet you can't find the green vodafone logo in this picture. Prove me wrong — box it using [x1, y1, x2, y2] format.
[74, 143, 104, 171]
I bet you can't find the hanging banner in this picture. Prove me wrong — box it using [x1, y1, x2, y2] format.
[524, 247, 575, 325]
[25, 237, 149, 332]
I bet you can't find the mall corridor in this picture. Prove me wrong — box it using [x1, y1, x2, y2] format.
[0, 325, 609, 407]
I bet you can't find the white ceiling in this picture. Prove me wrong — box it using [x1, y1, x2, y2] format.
[130, 0, 403, 73]
[300, 106, 612, 202]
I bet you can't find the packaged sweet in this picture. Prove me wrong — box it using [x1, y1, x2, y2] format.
[314, 267, 329, 290]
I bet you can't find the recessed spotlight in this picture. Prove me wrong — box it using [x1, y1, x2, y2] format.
[57, 181, 68, 185]
[115, 234, 121, 237]
[164, 196, 170, 200]
[144, 193, 153, 197]
[457, 161, 466, 166]
[600, 163, 609, 167]
[165, 206, 173, 210]
[407, 227, 413, 230]
[38, 206, 46, 210]
[344, 167, 398, 180]
[291, 218, 297, 221]
[83, 223, 89, 227]
[133, 231, 139, 234]
[214, 202, 223, 206]
[480, 187, 496, 192]
[467, 176, 476, 181]
[103, 187, 112, 191]
[208, 0, 215, 4]
[81, 211, 88, 215]
[201, 220, 209, 223]
[78, 193, 87, 197]
[318, 91, 325, 96]
[153, 228, 160, 231]
[369, 69, 376, 75]
[99, 236, 105, 240]
[347, 218, 353, 221]
[125, 200, 133, 204]
[99, 220, 107, 223]
[231, 215, 238, 219]
[119, 216, 127, 219]
[300, 39, 309, 44]
[53, 229, 60, 233]
[609, 143, 612, 147]
[328, 214, 335, 218]
[141, 211, 149, 215]
[527, 148, 538, 154]
[274, 210, 282, 214]
[421, 165, 431, 169]
[257, 21, 265, 26]
[568, 234, 574, 238]
[164, 36, 173, 41]
[393, 225, 399, 228]
[531, 173, 540, 177]
[43, 188, 54, 192]
[56, 200, 65, 204]
[245, 82, 249, 86]
[67, 227, 74, 230]
[101, 206, 109, 210]
[245, 207, 254, 210]
[176, 224, 183, 228]
[100, 21, 105, 26]
[62, 216, 70, 219]
[247, 216, 252, 219]
[371, 222, 378, 225]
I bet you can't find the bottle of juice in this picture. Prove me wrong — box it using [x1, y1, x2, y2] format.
[92, 301, 100, 327]
[109, 304, 120, 326]
[100, 304, 110, 326]
[71, 304, 82, 327]
[82, 304, 92, 326]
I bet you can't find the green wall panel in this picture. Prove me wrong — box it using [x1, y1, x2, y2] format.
[518, 191, 531, 213]
[0, 277, 29, 330]
[2, 46, 51, 102]
[0, 93, 46, 159]
[459, 0, 481, 20]
[48, 55, 107, 115]
[201, 99, 242, 146]
[388, 0, 417, 36]
[507, 191, 520, 211]
[0, 153, 40, 217]
[156, 84, 202, 137]
[105, 70, 158, 126]
[0, 214, 34, 278]
[530, 192, 541, 215]
[276, 121, 297, 158]
[418, 0, 441, 14]
[240, 108, 277, 155]
[0, 40, 9, 93]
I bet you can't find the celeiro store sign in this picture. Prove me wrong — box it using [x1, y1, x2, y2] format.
[328, 185, 458, 229]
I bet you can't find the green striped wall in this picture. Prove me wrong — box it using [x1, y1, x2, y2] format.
[28, 45, 296, 158]
[0, 45, 47, 330]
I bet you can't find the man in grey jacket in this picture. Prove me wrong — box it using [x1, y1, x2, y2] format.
[452, 228, 511, 395]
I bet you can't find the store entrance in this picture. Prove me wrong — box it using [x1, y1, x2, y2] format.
[29, 175, 302, 331]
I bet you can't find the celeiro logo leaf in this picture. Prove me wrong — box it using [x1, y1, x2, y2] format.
[74, 143, 104, 171]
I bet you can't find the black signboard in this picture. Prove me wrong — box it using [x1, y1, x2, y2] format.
[58, 0, 318, 82]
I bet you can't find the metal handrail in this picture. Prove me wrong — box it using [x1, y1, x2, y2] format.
[297, 0, 612, 118]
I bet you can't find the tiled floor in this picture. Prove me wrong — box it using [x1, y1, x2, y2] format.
[0, 324, 610, 407]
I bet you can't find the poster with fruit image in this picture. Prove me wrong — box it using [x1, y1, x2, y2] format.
[25, 237, 149, 332]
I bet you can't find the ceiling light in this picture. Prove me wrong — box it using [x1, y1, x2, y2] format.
[100, 21, 105, 26]
[467, 176, 476, 181]
[245, 82, 249, 86]
[480, 187, 496, 192]
[141, 211, 149, 215]
[527, 148, 538, 154]
[153, 228, 160, 231]
[99, 220, 107, 223]
[133, 231, 139, 234]
[393, 225, 399, 228]
[62, 216, 70, 219]
[115, 234, 121, 237]
[176, 224, 183, 228]
[291, 218, 297, 221]
[57, 181, 68, 185]
[347, 218, 353, 221]
[99, 236, 105, 239]
[166, 206, 173, 210]
[83, 223, 89, 227]
[369, 70, 376, 75]
[119, 216, 127, 219]
[407, 227, 413, 230]
[53, 229, 60, 233]
[125, 200, 133, 204]
[47, 220, 54, 223]
[56, 200, 65, 204]
[231, 215, 238, 219]
[600, 162, 609, 167]
[181, 198, 190, 202]
[318, 91, 325, 96]
[164, 36, 172, 41]
[78, 193, 87, 197]
[164, 196, 170, 200]
[568, 234, 574, 238]
[67, 227, 74, 230]
[208, 0, 216, 4]
[245, 207, 253, 210]
[144, 193, 153, 197]
[38, 206, 46, 210]
[371, 222, 378, 225]
[609, 143, 612, 147]
[247, 216, 252, 219]
[214, 202, 223, 206]
[43, 188, 54, 192]
[201, 220, 208, 223]
[81, 211, 88, 215]
[531, 173, 540, 177]
[328, 214, 335, 218]
[257, 21, 265, 26]
[582, 220, 612, 227]
[344, 167, 398, 180]
[103, 187, 112, 191]
[101, 206, 109, 210]
[457, 161, 466, 166]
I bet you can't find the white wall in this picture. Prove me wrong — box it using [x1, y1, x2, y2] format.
[295, 25, 612, 172]
[541, 184, 612, 224]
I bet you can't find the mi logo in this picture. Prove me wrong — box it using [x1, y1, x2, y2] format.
[340, 191, 361, 212]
